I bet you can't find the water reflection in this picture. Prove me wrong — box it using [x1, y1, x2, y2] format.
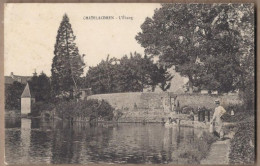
[5, 118, 204, 164]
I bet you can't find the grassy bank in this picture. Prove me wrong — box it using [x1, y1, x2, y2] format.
[221, 104, 255, 164]
[229, 116, 255, 164]
[172, 131, 218, 164]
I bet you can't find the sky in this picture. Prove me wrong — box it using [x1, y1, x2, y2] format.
[4, 3, 161, 76]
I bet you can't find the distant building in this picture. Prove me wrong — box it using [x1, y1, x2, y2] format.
[21, 83, 35, 115]
[5, 72, 33, 85]
[79, 88, 92, 100]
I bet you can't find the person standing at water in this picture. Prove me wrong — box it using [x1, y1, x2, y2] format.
[211, 100, 226, 140]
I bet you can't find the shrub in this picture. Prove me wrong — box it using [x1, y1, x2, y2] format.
[31, 102, 55, 117]
[97, 100, 114, 120]
[229, 119, 255, 164]
[55, 99, 115, 121]
[221, 104, 251, 122]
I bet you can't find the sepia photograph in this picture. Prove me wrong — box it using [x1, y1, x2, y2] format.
[4, 3, 255, 165]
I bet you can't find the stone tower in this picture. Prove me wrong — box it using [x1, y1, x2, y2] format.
[21, 83, 35, 115]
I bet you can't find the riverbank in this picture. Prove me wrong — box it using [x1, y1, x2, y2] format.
[229, 116, 255, 164]
[200, 131, 235, 164]
[200, 139, 231, 164]
[171, 130, 218, 164]
[201, 114, 255, 165]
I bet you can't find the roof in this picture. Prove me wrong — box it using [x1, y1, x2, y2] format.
[21, 83, 32, 98]
[5, 76, 15, 84]
[5, 75, 32, 85]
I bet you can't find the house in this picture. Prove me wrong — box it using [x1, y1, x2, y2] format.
[21, 83, 35, 115]
[5, 72, 34, 85]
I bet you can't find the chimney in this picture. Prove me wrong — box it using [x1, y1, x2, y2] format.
[33, 69, 37, 77]
[10, 72, 14, 78]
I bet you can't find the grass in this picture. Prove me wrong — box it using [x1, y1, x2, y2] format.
[174, 131, 218, 164]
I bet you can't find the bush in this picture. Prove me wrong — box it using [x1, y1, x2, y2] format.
[55, 99, 115, 121]
[229, 119, 255, 164]
[239, 75, 255, 112]
[221, 104, 251, 123]
[31, 102, 55, 117]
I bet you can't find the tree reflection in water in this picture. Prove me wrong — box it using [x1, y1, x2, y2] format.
[5, 118, 205, 164]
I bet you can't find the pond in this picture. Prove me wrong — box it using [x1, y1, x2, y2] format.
[5, 118, 207, 164]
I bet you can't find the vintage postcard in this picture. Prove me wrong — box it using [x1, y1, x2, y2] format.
[4, 3, 255, 165]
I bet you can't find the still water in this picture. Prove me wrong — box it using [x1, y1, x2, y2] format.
[5, 118, 205, 164]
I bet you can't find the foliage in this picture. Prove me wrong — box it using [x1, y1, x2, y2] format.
[221, 104, 253, 122]
[5, 81, 25, 110]
[117, 53, 158, 92]
[85, 55, 119, 94]
[55, 99, 114, 121]
[238, 74, 255, 111]
[229, 118, 255, 164]
[51, 14, 85, 99]
[136, 4, 254, 94]
[28, 72, 51, 102]
[222, 104, 254, 122]
[157, 66, 173, 91]
[85, 53, 173, 94]
[31, 101, 55, 117]
[176, 131, 217, 164]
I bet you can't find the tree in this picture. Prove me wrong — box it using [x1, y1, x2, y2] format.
[51, 14, 85, 99]
[85, 55, 119, 94]
[157, 66, 173, 91]
[136, 4, 253, 93]
[5, 81, 25, 110]
[85, 52, 172, 94]
[28, 72, 51, 102]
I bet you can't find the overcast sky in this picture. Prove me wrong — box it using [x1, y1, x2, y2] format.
[4, 3, 161, 76]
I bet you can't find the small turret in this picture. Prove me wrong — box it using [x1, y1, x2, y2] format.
[21, 83, 35, 115]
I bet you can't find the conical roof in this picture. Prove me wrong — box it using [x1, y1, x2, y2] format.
[21, 83, 31, 98]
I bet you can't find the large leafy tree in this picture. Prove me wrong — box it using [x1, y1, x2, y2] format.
[85, 52, 172, 94]
[51, 14, 85, 98]
[136, 4, 253, 93]
[85, 55, 119, 94]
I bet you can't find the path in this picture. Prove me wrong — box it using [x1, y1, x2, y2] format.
[200, 132, 235, 165]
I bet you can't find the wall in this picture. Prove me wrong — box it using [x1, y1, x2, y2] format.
[21, 98, 31, 114]
[88, 92, 242, 122]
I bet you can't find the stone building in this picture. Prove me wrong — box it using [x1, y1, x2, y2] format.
[5, 72, 32, 85]
[21, 83, 35, 115]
